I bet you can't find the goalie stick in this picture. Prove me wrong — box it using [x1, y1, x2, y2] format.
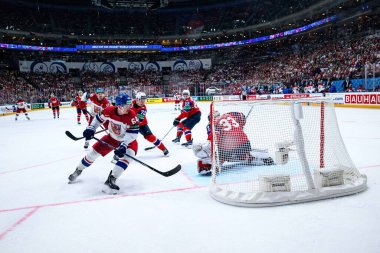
[144, 125, 175, 151]
[65, 129, 107, 141]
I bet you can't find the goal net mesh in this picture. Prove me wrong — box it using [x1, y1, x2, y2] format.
[209, 98, 367, 207]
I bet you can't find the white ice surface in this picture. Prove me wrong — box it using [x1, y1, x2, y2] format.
[0, 103, 379, 253]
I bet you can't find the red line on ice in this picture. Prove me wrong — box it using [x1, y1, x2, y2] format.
[0, 207, 40, 241]
[0, 185, 204, 213]
[0, 154, 83, 175]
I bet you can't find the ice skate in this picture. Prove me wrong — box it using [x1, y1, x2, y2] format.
[77, 122, 81, 125]
[102, 171, 119, 194]
[262, 157, 275, 165]
[68, 168, 83, 183]
[172, 137, 180, 143]
[163, 148, 169, 156]
[27, 117, 30, 120]
[181, 139, 193, 147]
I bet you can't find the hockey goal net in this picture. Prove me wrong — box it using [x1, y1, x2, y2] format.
[209, 98, 367, 207]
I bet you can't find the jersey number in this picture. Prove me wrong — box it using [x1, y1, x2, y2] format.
[219, 117, 239, 131]
[131, 117, 138, 125]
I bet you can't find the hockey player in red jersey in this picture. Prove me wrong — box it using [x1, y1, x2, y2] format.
[88, 88, 110, 120]
[193, 110, 273, 175]
[68, 93, 139, 194]
[48, 93, 61, 119]
[132, 92, 169, 156]
[71, 90, 89, 125]
[172, 89, 201, 147]
[83, 88, 110, 149]
[15, 97, 30, 121]
[173, 92, 182, 111]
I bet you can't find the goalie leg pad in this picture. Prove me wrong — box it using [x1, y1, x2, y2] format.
[197, 159, 212, 175]
[192, 141, 211, 160]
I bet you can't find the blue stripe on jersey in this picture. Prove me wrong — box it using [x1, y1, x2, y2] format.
[154, 139, 161, 146]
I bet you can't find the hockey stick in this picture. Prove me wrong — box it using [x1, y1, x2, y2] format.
[144, 126, 175, 151]
[92, 136, 181, 177]
[65, 129, 107, 141]
[84, 109, 108, 132]
[245, 104, 255, 120]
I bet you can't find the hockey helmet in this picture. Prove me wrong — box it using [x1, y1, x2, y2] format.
[136, 92, 147, 101]
[208, 111, 220, 121]
[182, 89, 190, 96]
[115, 93, 132, 106]
[95, 88, 105, 94]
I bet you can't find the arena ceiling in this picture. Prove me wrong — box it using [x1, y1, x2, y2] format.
[3, 0, 245, 9]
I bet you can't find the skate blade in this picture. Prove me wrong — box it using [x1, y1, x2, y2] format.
[102, 186, 119, 195]
[68, 179, 81, 184]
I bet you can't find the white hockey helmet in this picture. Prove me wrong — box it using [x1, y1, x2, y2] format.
[136, 92, 147, 100]
[182, 89, 190, 96]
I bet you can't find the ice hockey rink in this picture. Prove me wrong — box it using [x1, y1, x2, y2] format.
[0, 102, 379, 253]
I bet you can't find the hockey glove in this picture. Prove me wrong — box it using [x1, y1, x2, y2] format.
[83, 126, 95, 140]
[114, 143, 127, 158]
[173, 118, 180, 126]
